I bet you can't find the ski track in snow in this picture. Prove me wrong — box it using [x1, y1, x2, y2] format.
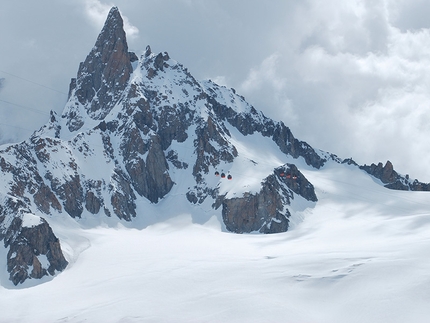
[1, 162, 430, 322]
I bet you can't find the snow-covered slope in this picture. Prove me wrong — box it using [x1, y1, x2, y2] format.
[1, 161, 430, 322]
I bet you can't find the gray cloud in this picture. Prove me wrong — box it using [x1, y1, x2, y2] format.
[237, 0, 430, 179]
[1, 0, 430, 181]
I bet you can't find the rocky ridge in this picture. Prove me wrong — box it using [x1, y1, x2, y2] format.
[360, 160, 430, 191]
[0, 7, 429, 286]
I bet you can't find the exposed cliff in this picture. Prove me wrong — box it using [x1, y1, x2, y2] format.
[360, 161, 430, 191]
[219, 164, 317, 233]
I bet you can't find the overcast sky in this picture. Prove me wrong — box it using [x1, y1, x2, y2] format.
[1, 0, 430, 180]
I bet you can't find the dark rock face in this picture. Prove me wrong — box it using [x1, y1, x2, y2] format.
[362, 161, 397, 184]
[6, 219, 68, 286]
[278, 164, 318, 202]
[360, 161, 430, 191]
[272, 123, 325, 169]
[155, 104, 192, 150]
[58, 175, 84, 218]
[1, 198, 68, 286]
[193, 116, 238, 183]
[125, 136, 173, 203]
[143, 137, 174, 202]
[85, 191, 101, 214]
[33, 183, 62, 214]
[83, 180, 103, 215]
[220, 165, 317, 234]
[64, 7, 133, 131]
[209, 94, 325, 169]
[110, 169, 136, 221]
[221, 184, 291, 234]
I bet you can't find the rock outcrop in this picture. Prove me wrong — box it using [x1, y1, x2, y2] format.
[219, 165, 317, 233]
[0, 197, 68, 285]
[208, 90, 326, 169]
[64, 7, 135, 131]
[6, 218, 68, 285]
[125, 135, 174, 203]
[360, 161, 430, 191]
[193, 116, 238, 183]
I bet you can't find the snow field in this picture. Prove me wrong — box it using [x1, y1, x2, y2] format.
[1, 161, 430, 322]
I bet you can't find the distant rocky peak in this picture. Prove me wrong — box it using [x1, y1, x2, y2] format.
[91, 7, 128, 60]
[144, 45, 152, 58]
[63, 6, 134, 132]
[32, 110, 61, 139]
[141, 49, 175, 79]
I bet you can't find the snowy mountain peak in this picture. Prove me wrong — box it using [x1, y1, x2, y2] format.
[62, 6, 134, 132]
[1, 6, 429, 287]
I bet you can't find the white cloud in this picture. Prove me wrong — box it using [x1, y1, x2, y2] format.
[240, 53, 296, 123]
[82, 0, 139, 39]
[83, 0, 112, 28]
[237, 0, 430, 179]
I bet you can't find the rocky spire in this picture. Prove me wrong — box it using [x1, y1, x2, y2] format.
[70, 7, 134, 125]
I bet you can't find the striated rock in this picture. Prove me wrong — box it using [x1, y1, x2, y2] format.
[360, 161, 397, 184]
[220, 165, 317, 234]
[125, 136, 174, 203]
[51, 174, 84, 218]
[409, 180, 430, 191]
[166, 150, 188, 169]
[155, 104, 192, 150]
[277, 164, 318, 202]
[84, 180, 103, 215]
[144, 136, 174, 202]
[221, 174, 291, 234]
[6, 218, 68, 285]
[64, 6, 133, 130]
[342, 157, 359, 166]
[85, 191, 101, 214]
[33, 183, 62, 214]
[360, 160, 430, 191]
[1, 197, 67, 286]
[193, 116, 238, 183]
[120, 126, 148, 161]
[209, 93, 325, 169]
[272, 123, 325, 169]
[110, 169, 136, 220]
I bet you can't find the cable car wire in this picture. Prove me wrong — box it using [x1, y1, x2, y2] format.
[0, 69, 68, 96]
[0, 122, 37, 133]
[0, 99, 50, 116]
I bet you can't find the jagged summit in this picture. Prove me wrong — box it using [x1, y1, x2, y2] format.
[64, 6, 134, 131]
